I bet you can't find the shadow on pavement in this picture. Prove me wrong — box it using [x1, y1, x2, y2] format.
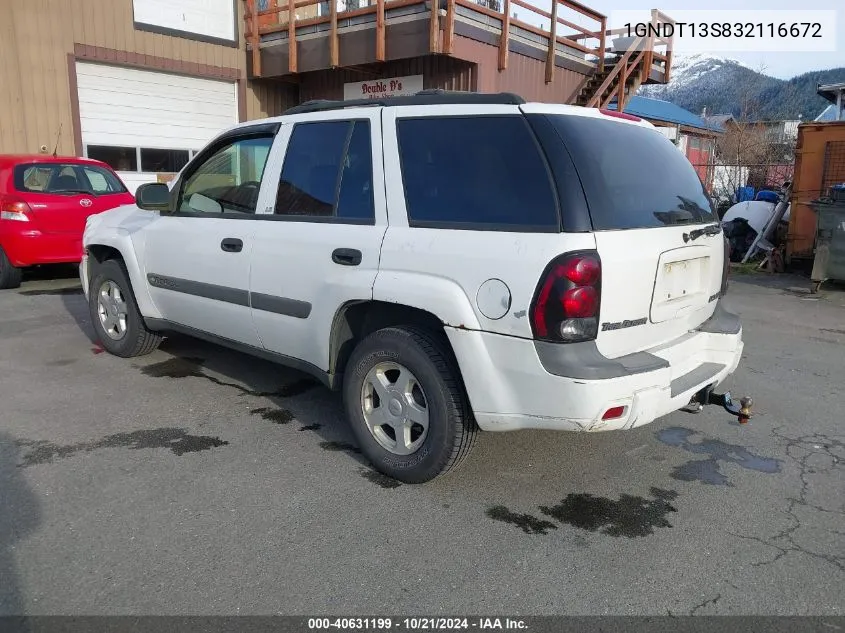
[55, 286, 368, 467]
[0, 432, 42, 616]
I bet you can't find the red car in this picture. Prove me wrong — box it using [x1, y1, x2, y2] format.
[0, 155, 135, 288]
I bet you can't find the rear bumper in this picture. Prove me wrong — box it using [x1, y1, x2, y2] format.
[446, 301, 744, 432]
[1, 228, 83, 267]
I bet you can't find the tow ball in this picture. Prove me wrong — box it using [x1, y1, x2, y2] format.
[683, 384, 754, 424]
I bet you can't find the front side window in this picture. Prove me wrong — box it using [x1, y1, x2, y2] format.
[274, 120, 375, 222]
[14, 163, 127, 195]
[396, 116, 559, 230]
[178, 136, 274, 215]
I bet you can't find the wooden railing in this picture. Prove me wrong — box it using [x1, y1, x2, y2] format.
[583, 9, 674, 110]
[244, 0, 608, 81]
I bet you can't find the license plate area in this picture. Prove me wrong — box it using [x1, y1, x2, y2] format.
[651, 246, 712, 323]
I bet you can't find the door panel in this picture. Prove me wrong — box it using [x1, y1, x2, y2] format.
[143, 216, 260, 346]
[249, 113, 387, 371]
[142, 132, 278, 347]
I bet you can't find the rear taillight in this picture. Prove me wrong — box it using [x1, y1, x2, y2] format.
[721, 236, 730, 295]
[0, 196, 32, 222]
[530, 251, 602, 343]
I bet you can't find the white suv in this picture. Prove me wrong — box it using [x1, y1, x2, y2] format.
[80, 91, 744, 483]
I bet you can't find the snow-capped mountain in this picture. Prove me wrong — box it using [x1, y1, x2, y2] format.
[637, 54, 845, 120]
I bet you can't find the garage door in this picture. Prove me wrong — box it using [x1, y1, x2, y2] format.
[75, 62, 237, 193]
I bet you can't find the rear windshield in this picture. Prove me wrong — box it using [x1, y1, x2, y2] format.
[14, 163, 128, 196]
[543, 115, 716, 230]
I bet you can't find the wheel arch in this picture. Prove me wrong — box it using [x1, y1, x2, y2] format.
[329, 300, 462, 387]
[85, 236, 161, 319]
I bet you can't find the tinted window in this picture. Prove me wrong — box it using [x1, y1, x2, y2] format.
[542, 115, 716, 230]
[179, 136, 274, 215]
[86, 146, 137, 171]
[275, 120, 374, 221]
[396, 116, 558, 230]
[14, 164, 126, 195]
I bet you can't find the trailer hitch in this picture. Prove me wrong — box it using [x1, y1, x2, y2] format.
[683, 384, 753, 424]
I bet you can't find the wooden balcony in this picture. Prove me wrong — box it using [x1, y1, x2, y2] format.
[243, 0, 672, 106]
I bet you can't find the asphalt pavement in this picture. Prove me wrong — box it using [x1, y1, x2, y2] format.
[0, 266, 843, 616]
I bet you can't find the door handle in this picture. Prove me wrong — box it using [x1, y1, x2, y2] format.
[221, 238, 243, 253]
[332, 248, 362, 266]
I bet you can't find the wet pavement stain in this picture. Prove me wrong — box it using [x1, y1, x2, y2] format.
[137, 356, 317, 399]
[539, 488, 679, 538]
[487, 506, 558, 535]
[821, 327, 845, 335]
[16, 428, 229, 467]
[140, 357, 206, 379]
[320, 441, 361, 454]
[18, 287, 82, 296]
[250, 407, 294, 424]
[277, 379, 319, 397]
[299, 424, 322, 432]
[359, 468, 402, 489]
[657, 427, 781, 487]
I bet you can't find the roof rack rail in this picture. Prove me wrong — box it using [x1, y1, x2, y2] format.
[283, 90, 526, 115]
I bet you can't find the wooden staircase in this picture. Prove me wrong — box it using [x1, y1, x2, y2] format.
[574, 37, 652, 111]
[575, 56, 645, 110]
[574, 11, 676, 112]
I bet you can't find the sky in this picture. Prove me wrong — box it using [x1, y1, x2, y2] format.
[519, 0, 844, 79]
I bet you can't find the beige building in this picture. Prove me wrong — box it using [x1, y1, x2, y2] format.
[0, 0, 295, 190]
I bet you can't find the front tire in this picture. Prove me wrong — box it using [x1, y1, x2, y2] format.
[343, 326, 477, 484]
[88, 258, 162, 357]
[0, 246, 23, 289]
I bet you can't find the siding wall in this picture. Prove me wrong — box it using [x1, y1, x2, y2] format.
[0, 0, 295, 155]
[452, 35, 585, 105]
[299, 57, 476, 102]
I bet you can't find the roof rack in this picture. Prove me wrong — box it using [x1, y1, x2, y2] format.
[283, 90, 526, 115]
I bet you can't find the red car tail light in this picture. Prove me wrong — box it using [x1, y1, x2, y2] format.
[0, 196, 32, 222]
[530, 251, 602, 343]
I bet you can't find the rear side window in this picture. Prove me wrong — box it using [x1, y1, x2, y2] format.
[541, 115, 716, 230]
[14, 164, 127, 195]
[274, 120, 375, 222]
[396, 116, 559, 231]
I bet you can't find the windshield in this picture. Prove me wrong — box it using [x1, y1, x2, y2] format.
[542, 114, 717, 230]
[14, 163, 128, 196]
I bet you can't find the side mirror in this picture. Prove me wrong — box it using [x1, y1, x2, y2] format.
[135, 183, 172, 212]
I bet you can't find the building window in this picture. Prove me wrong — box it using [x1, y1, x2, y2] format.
[86, 146, 138, 172]
[85, 145, 197, 174]
[140, 149, 191, 174]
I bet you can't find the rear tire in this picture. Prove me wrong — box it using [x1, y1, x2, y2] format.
[342, 326, 478, 484]
[88, 258, 162, 357]
[0, 247, 23, 289]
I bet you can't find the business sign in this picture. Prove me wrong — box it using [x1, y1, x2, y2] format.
[343, 75, 424, 101]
